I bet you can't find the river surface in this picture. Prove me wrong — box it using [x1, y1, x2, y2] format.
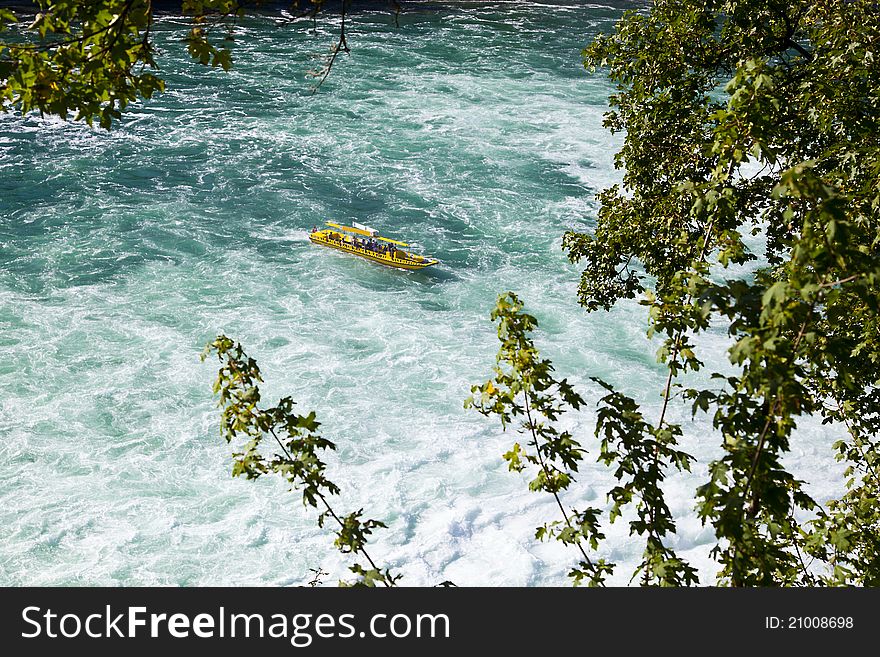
[0, 1, 841, 585]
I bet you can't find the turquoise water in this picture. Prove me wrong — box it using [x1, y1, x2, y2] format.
[0, 2, 841, 586]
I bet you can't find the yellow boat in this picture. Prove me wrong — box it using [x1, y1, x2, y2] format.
[309, 222, 439, 271]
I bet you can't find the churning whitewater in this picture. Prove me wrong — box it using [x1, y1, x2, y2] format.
[0, 2, 842, 586]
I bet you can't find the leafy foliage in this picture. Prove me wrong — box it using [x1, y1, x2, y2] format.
[467, 293, 698, 585]
[559, 0, 880, 585]
[1, 0, 165, 128]
[465, 292, 613, 586]
[202, 335, 400, 587]
[0, 0, 378, 126]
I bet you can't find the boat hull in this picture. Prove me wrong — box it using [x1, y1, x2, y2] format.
[310, 232, 437, 270]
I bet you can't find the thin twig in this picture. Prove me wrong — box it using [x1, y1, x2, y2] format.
[267, 426, 393, 586]
[310, 0, 350, 94]
[522, 390, 604, 585]
[742, 302, 815, 516]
